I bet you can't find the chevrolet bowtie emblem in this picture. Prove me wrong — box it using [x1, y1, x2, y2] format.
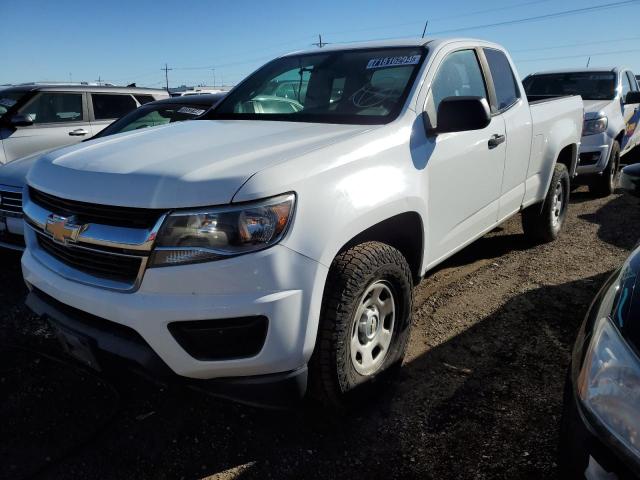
[45, 214, 84, 244]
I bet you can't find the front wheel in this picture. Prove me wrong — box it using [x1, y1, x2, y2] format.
[589, 140, 620, 197]
[522, 162, 570, 243]
[308, 241, 413, 410]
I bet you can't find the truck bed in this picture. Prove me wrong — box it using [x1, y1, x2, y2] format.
[527, 94, 578, 104]
[522, 94, 583, 206]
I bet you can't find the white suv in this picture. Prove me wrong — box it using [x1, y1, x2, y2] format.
[524, 67, 640, 196]
[0, 84, 168, 164]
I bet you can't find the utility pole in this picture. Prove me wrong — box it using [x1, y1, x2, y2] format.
[161, 63, 173, 93]
[96, 75, 102, 85]
[312, 34, 327, 48]
[211, 68, 216, 87]
[421, 20, 429, 38]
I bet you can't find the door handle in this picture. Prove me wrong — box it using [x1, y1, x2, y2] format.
[488, 134, 505, 149]
[68, 128, 89, 136]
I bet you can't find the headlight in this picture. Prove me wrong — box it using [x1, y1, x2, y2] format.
[583, 115, 608, 136]
[150, 193, 295, 267]
[577, 260, 640, 459]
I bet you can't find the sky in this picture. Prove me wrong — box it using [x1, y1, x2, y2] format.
[2, 0, 640, 88]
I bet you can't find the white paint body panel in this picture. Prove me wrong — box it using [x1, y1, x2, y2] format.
[22, 38, 583, 380]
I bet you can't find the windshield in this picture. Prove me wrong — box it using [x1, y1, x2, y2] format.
[523, 72, 617, 100]
[93, 103, 211, 138]
[0, 92, 26, 117]
[205, 47, 426, 125]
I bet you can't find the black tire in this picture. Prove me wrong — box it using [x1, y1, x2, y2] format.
[589, 140, 620, 197]
[522, 162, 570, 243]
[308, 241, 413, 410]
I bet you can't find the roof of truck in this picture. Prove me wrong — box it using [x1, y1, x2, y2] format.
[281, 37, 498, 57]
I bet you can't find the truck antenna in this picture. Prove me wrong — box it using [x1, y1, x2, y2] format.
[421, 20, 429, 38]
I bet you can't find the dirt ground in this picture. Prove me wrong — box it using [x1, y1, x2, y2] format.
[1, 185, 639, 480]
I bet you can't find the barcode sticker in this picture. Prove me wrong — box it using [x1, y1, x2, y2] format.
[0, 98, 17, 108]
[177, 107, 206, 116]
[366, 55, 421, 69]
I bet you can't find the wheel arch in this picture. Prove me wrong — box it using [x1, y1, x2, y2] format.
[336, 211, 424, 285]
[555, 143, 579, 178]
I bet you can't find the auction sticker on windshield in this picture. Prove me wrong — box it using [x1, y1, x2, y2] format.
[0, 98, 17, 108]
[177, 106, 206, 116]
[366, 55, 421, 69]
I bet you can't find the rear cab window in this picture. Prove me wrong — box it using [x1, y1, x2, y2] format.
[91, 93, 138, 120]
[483, 48, 521, 112]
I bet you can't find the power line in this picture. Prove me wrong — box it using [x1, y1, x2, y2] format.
[511, 34, 640, 53]
[431, 0, 552, 21]
[322, 0, 552, 37]
[429, 0, 639, 34]
[516, 47, 640, 63]
[330, 0, 639, 46]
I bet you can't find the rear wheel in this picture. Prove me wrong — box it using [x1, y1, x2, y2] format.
[308, 242, 413, 410]
[522, 163, 570, 243]
[589, 140, 620, 197]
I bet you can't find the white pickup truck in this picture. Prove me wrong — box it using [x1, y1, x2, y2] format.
[21, 38, 583, 408]
[524, 67, 640, 196]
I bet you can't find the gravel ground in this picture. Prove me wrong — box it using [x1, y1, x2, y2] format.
[1, 185, 638, 480]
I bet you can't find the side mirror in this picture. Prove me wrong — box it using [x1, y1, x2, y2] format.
[9, 114, 34, 127]
[428, 96, 491, 135]
[624, 91, 640, 105]
[620, 163, 640, 198]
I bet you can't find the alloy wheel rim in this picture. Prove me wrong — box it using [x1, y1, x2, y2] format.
[350, 280, 396, 376]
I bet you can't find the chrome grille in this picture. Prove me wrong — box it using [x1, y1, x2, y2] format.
[23, 188, 166, 292]
[36, 232, 144, 284]
[0, 187, 23, 217]
[29, 187, 164, 228]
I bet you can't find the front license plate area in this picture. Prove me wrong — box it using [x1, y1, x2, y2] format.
[50, 321, 101, 371]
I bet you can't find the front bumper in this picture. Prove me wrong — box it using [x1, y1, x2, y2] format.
[26, 286, 308, 408]
[22, 240, 329, 383]
[577, 133, 611, 176]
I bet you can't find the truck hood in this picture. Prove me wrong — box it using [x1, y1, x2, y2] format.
[583, 99, 615, 119]
[27, 120, 375, 208]
[0, 149, 50, 188]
